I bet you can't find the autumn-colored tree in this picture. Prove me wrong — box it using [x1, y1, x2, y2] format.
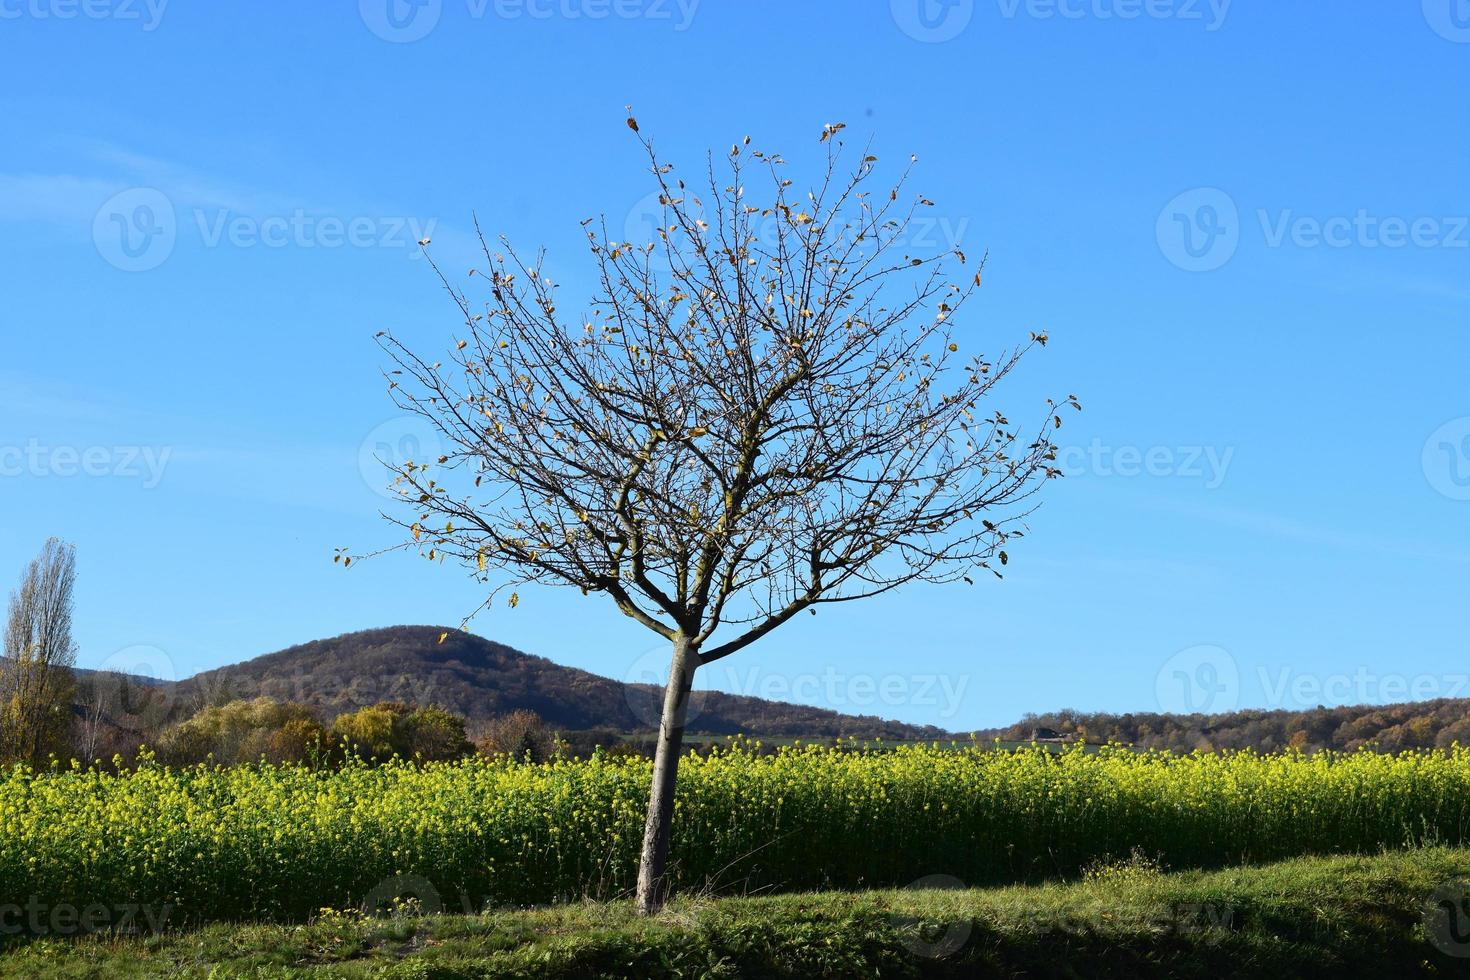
[331, 703, 401, 762]
[362, 117, 1075, 911]
[330, 701, 473, 763]
[397, 704, 474, 760]
[157, 697, 327, 766]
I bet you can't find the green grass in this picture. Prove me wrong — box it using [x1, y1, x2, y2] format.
[7, 848, 1470, 978]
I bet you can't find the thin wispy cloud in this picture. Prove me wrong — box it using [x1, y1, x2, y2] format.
[0, 137, 442, 242]
[1143, 494, 1470, 566]
[0, 173, 126, 224]
[1315, 264, 1470, 305]
[0, 371, 143, 425]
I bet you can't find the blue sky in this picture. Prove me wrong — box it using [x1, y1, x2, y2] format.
[1, 0, 1467, 731]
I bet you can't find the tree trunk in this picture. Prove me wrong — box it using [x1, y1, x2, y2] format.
[635, 635, 698, 914]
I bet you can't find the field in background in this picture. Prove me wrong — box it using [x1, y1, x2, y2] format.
[649, 734, 1100, 752]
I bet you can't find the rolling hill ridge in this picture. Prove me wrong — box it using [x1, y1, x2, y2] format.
[83, 626, 1470, 753]
[162, 625, 952, 740]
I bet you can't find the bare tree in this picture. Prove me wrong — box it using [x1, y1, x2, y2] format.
[1, 538, 79, 765]
[73, 670, 109, 762]
[357, 117, 1078, 912]
[474, 708, 559, 763]
[72, 666, 156, 763]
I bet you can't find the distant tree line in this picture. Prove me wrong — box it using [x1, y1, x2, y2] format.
[11, 540, 1470, 768]
[995, 702, 1470, 754]
[150, 697, 549, 767]
[75, 693, 867, 769]
[19, 682, 576, 769]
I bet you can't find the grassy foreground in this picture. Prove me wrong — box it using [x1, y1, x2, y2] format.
[7, 849, 1470, 979]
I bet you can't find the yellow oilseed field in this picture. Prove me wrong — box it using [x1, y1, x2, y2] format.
[5, 743, 1470, 925]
